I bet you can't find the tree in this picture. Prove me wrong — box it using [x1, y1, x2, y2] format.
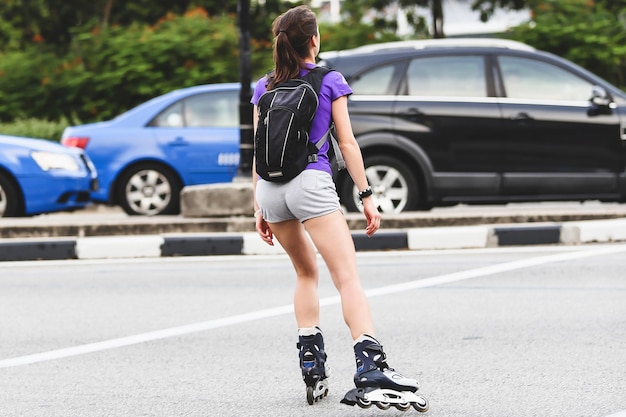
[471, 0, 626, 22]
[350, 0, 442, 38]
[499, 0, 626, 88]
[0, 0, 238, 52]
[400, 0, 445, 38]
[0, 10, 245, 122]
[471, 0, 529, 22]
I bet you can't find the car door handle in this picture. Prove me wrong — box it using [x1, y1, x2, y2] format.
[510, 112, 533, 121]
[167, 137, 189, 146]
[401, 107, 425, 121]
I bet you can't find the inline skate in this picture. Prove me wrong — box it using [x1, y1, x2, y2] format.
[297, 328, 330, 405]
[341, 335, 429, 412]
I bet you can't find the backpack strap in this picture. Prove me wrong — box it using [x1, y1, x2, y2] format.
[310, 124, 345, 170]
[301, 66, 332, 95]
[302, 66, 345, 170]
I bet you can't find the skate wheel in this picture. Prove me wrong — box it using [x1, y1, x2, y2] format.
[356, 397, 372, 409]
[412, 396, 430, 413]
[376, 402, 391, 410]
[306, 386, 314, 405]
[395, 402, 411, 411]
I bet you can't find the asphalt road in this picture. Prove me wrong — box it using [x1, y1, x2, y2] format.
[1, 245, 625, 417]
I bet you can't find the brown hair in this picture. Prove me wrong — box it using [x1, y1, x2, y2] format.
[268, 5, 318, 89]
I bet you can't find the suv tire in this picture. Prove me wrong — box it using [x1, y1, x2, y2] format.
[341, 155, 420, 213]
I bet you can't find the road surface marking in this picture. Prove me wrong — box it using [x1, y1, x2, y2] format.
[1, 245, 625, 368]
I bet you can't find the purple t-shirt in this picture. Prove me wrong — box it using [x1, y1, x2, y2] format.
[251, 63, 353, 177]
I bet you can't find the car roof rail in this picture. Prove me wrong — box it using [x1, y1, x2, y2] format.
[320, 38, 535, 59]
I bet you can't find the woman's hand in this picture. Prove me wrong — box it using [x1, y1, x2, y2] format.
[361, 198, 381, 237]
[255, 213, 274, 245]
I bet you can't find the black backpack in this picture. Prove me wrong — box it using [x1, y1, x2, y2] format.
[255, 66, 337, 183]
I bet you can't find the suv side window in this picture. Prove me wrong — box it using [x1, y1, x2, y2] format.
[406, 56, 486, 97]
[350, 62, 404, 95]
[499, 56, 593, 101]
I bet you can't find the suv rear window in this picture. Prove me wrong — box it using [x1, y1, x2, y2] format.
[407, 56, 486, 97]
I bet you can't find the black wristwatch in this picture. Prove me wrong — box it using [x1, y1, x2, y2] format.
[358, 186, 373, 201]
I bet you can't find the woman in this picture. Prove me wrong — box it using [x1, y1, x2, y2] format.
[251, 5, 428, 411]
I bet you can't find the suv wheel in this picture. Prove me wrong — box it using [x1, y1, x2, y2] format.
[341, 155, 419, 213]
[117, 163, 181, 216]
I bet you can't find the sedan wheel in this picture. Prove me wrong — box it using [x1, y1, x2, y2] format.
[118, 164, 181, 215]
[341, 155, 419, 214]
[0, 173, 20, 217]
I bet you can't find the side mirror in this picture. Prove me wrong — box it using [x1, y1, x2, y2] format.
[588, 86, 614, 116]
[591, 85, 611, 107]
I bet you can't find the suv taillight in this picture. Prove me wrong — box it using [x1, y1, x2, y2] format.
[61, 136, 89, 149]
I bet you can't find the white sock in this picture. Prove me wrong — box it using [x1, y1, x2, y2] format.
[354, 333, 378, 345]
[298, 326, 322, 337]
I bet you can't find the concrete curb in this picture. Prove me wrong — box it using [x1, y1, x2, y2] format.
[2, 218, 626, 262]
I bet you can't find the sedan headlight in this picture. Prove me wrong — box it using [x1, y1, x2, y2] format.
[31, 151, 80, 172]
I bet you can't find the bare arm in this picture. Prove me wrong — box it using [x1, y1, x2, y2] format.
[252, 104, 274, 245]
[252, 105, 260, 211]
[332, 95, 381, 236]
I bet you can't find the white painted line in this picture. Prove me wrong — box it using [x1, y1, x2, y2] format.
[0, 304, 295, 368]
[1, 244, 625, 368]
[604, 411, 626, 417]
[366, 244, 626, 297]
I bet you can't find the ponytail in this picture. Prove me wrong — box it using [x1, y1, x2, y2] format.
[268, 6, 318, 89]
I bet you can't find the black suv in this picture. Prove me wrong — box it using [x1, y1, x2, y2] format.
[318, 39, 626, 213]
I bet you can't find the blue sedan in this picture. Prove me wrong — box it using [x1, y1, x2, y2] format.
[61, 83, 242, 215]
[0, 134, 98, 217]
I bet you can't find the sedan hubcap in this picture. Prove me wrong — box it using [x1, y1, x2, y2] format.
[125, 169, 171, 215]
[142, 185, 155, 198]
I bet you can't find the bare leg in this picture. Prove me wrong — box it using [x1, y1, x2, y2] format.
[268, 219, 321, 328]
[304, 210, 374, 339]
[268, 211, 374, 339]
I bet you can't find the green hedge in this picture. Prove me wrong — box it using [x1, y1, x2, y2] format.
[0, 10, 274, 126]
[0, 118, 70, 141]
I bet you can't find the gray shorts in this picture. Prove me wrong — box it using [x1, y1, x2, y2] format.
[256, 169, 341, 223]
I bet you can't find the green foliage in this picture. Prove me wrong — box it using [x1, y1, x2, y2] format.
[471, 0, 529, 22]
[62, 11, 242, 121]
[319, 22, 402, 53]
[0, 117, 72, 141]
[0, 0, 239, 53]
[505, 0, 626, 89]
[0, 47, 61, 121]
[342, 0, 433, 37]
[0, 10, 248, 123]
